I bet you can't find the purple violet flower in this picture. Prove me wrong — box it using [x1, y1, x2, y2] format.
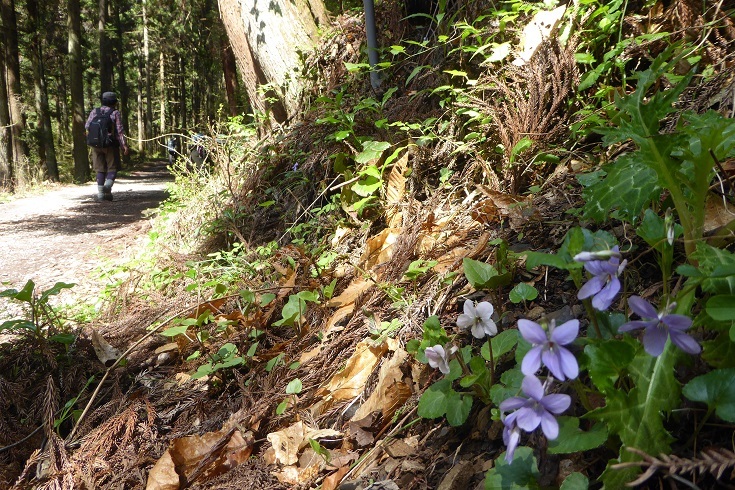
[456, 299, 498, 339]
[502, 411, 522, 463]
[518, 318, 579, 381]
[424, 344, 458, 375]
[619, 296, 701, 357]
[576, 246, 627, 311]
[499, 375, 571, 461]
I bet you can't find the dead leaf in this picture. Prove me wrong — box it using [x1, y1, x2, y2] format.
[704, 194, 735, 233]
[327, 277, 372, 307]
[348, 413, 380, 447]
[146, 428, 254, 489]
[322, 466, 351, 490]
[266, 422, 341, 466]
[352, 347, 411, 422]
[145, 451, 179, 490]
[360, 228, 401, 271]
[315, 338, 392, 410]
[385, 438, 416, 458]
[476, 185, 539, 229]
[90, 329, 121, 366]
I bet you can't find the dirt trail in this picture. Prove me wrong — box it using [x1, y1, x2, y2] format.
[0, 163, 172, 313]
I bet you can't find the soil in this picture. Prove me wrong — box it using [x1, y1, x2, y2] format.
[0, 163, 173, 314]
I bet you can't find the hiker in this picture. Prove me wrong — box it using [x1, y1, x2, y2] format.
[85, 91, 129, 201]
[190, 133, 207, 168]
[167, 136, 178, 165]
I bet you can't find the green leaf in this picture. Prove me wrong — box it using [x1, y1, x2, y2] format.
[352, 165, 383, 197]
[191, 363, 214, 379]
[582, 153, 660, 222]
[462, 258, 510, 289]
[260, 293, 276, 306]
[489, 368, 524, 406]
[701, 332, 735, 368]
[559, 472, 589, 490]
[355, 140, 391, 164]
[49, 333, 77, 345]
[161, 325, 190, 337]
[591, 343, 680, 487]
[286, 378, 303, 395]
[522, 251, 571, 271]
[0, 280, 35, 302]
[276, 400, 288, 415]
[683, 368, 735, 422]
[484, 447, 540, 489]
[509, 283, 538, 303]
[418, 379, 451, 419]
[548, 417, 608, 454]
[481, 330, 519, 365]
[706, 295, 735, 322]
[39, 282, 75, 302]
[583, 339, 636, 393]
[445, 391, 473, 426]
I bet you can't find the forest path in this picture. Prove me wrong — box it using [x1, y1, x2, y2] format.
[0, 162, 172, 313]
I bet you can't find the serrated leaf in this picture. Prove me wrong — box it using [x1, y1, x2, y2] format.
[463, 258, 502, 289]
[484, 447, 540, 489]
[548, 417, 608, 454]
[582, 153, 660, 222]
[583, 339, 636, 394]
[591, 343, 679, 487]
[683, 368, 735, 422]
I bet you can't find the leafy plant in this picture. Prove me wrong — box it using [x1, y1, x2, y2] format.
[0, 280, 76, 344]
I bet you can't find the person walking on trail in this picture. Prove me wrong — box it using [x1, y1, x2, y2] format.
[85, 91, 129, 201]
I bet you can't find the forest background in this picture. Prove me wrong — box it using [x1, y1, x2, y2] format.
[1, 0, 735, 489]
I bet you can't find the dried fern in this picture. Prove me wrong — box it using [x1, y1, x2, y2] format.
[612, 446, 735, 487]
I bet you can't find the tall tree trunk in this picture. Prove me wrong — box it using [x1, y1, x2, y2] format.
[0, 41, 13, 189]
[99, 0, 113, 90]
[142, 0, 153, 153]
[27, 0, 59, 182]
[217, 0, 328, 124]
[114, 1, 130, 165]
[221, 37, 239, 117]
[159, 50, 165, 137]
[68, 0, 89, 183]
[179, 54, 187, 129]
[137, 59, 144, 153]
[1, 0, 29, 181]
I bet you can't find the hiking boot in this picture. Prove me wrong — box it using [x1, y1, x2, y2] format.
[96, 185, 105, 201]
[103, 191, 113, 201]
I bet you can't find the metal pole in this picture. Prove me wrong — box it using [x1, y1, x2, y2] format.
[363, 0, 381, 89]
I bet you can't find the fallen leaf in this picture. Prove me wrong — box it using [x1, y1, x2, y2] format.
[352, 347, 411, 422]
[91, 329, 121, 366]
[326, 277, 372, 307]
[704, 194, 735, 233]
[146, 428, 254, 489]
[322, 466, 351, 490]
[360, 228, 401, 271]
[145, 451, 179, 490]
[267, 421, 307, 466]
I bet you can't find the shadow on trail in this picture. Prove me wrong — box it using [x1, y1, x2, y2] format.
[3, 163, 172, 237]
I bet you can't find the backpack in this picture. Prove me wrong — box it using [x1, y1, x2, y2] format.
[86, 108, 117, 148]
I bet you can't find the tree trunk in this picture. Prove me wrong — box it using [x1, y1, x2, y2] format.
[159, 50, 165, 138]
[68, 0, 90, 183]
[221, 37, 239, 117]
[217, 0, 329, 124]
[99, 0, 113, 90]
[143, 0, 153, 153]
[114, 1, 130, 165]
[1, 0, 29, 181]
[27, 0, 59, 182]
[137, 60, 144, 153]
[0, 41, 13, 189]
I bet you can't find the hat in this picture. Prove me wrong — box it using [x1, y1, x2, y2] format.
[101, 92, 118, 104]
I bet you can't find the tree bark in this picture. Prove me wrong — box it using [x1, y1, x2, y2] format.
[99, 0, 113, 91]
[221, 37, 239, 117]
[27, 0, 59, 182]
[217, 0, 329, 124]
[142, 0, 153, 153]
[1, 0, 29, 179]
[68, 0, 90, 183]
[114, 1, 130, 165]
[0, 39, 13, 189]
